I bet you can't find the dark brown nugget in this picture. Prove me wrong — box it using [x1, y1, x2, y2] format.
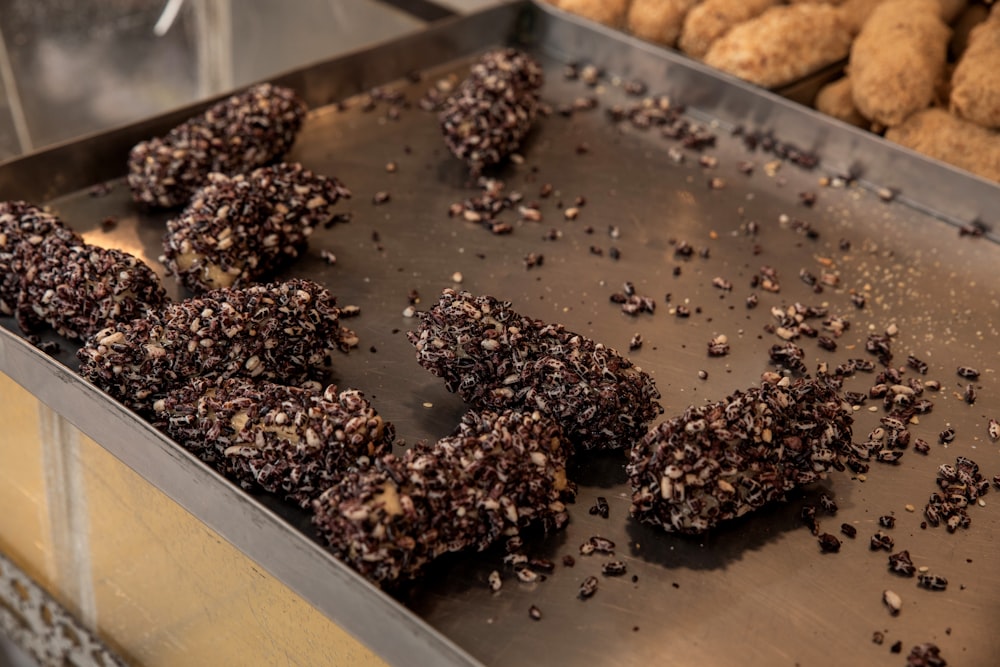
[312, 409, 572, 587]
[77, 278, 343, 413]
[162, 163, 350, 293]
[439, 49, 543, 175]
[0, 201, 81, 315]
[127, 83, 307, 208]
[407, 289, 662, 452]
[628, 374, 853, 534]
[154, 378, 394, 508]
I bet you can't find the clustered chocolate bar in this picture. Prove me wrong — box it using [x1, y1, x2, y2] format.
[162, 162, 350, 293]
[312, 408, 572, 586]
[1, 200, 166, 340]
[77, 278, 345, 413]
[154, 377, 393, 508]
[408, 289, 662, 452]
[439, 49, 543, 174]
[128, 83, 307, 208]
[628, 374, 854, 534]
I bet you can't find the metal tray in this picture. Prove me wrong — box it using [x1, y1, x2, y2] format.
[2, 3, 1000, 665]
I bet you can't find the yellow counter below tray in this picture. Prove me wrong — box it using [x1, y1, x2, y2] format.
[0, 371, 386, 667]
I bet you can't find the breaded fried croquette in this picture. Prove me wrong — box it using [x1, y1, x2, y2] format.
[885, 108, 1000, 183]
[162, 163, 350, 293]
[627, 0, 701, 47]
[836, 0, 887, 35]
[679, 0, 781, 59]
[815, 76, 869, 128]
[15, 237, 167, 341]
[555, 0, 630, 27]
[950, 7, 1000, 129]
[936, 0, 968, 23]
[0, 201, 81, 315]
[950, 3, 991, 59]
[703, 4, 853, 88]
[849, 0, 950, 127]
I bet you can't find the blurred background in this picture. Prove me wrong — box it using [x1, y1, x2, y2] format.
[0, 0, 498, 161]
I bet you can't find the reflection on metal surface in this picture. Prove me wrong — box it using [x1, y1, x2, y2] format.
[0, 0, 433, 159]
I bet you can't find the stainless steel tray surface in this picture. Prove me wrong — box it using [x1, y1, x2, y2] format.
[2, 3, 999, 666]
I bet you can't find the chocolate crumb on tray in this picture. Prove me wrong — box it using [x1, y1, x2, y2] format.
[153, 377, 393, 508]
[128, 83, 307, 208]
[628, 374, 853, 534]
[77, 278, 345, 414]
[312, 408, 573, 587]
[162, 162, 350, 293]
[439, 48, 544, 175]
[407, 289, 662, 452]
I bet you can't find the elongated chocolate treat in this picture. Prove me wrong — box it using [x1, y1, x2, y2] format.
[15, 236, 167, 340]
[128, 83, 307, 208]
[439, 49, 543, 175]
[628, 374, 853, 534]
[154, 377, 394, 508]
[408, 289, 662, 452]
[0, 200, 81, 315]
[163, 163, 350, 293]
[312, 408, 572, 586]
[78, 278, 347, 413]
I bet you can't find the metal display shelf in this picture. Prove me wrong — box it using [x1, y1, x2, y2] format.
[1, 3, 999, 665]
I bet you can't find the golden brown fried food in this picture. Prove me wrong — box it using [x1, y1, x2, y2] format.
[950, 3, 990, 58]
[849, 0, 950, 127]
[627, 0, 701, 46]
[950, 7, 1000, 129]
[836, 0, 886, 35]
[679, 0, 780, 59]
[703, 5, 853, 88]
[885, 108, 1000, 183]
[555, 0, 630, 27]
[937, 0, 969, 23]
[815, 76, 868, 128]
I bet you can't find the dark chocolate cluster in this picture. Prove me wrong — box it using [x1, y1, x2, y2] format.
[439, 49, 543, 174]
[312, 408, 572, 586]
[162, 162, 350, 292]
[78, 278, 345, 413]
[128, 83, 307, 208]
[408, 289, 662, 452]
[2, 200, 166, 340]
[628, 374, 854, 534]
[155, 377, 394, 508]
